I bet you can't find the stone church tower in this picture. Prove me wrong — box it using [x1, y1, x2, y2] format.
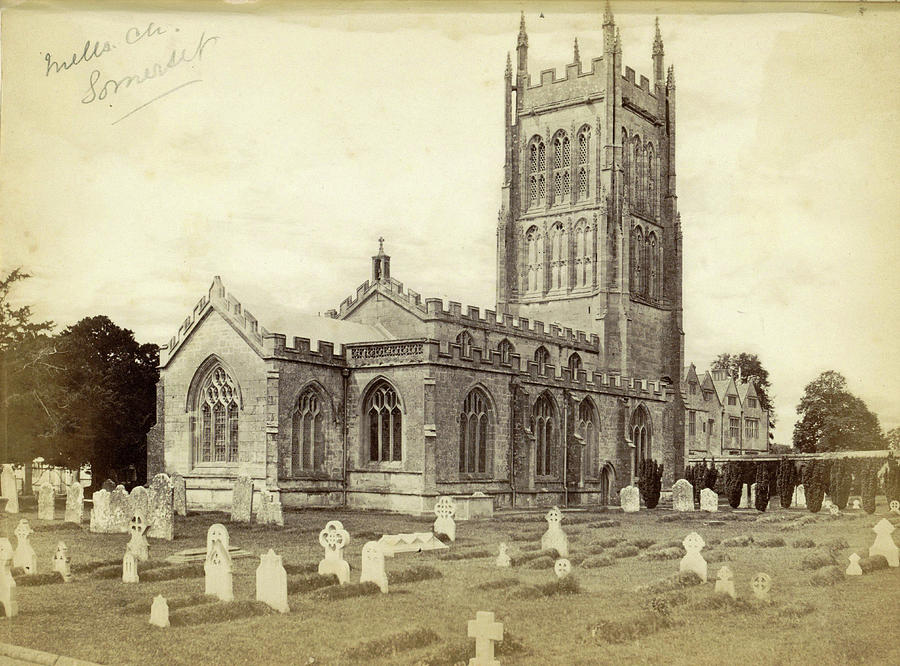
[496, 5, 684, 387]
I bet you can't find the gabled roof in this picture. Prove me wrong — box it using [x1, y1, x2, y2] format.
[682, 363, 698, 384]
[737, 379, 759, 405]
[712, 375, 737, 404]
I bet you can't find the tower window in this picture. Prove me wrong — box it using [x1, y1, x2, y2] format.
[552, 132, 570, 204]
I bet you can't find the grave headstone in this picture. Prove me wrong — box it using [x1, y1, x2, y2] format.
[714, 565, 736, 599]
[128, 514, 150, 562]
[679, 532, 707, 582]
[890, 500, 900, 516]
[467, 610, 503, 666]
[256, 488, 284, 527]
[90, 489, 112, 533]
[822, 498, 834, 512]
[122, 550, 139, 584]
[619, 485, 640, 513]
[433, 496, 457, 541]
[255, 549, 289, 612]
[64, 483, 83, 524]
[109, 485, 131, 533]
[378, 532, 448, 555]
[869, 518, 899, 567]
[846, 553, 862, 576]
[738, 484, 751, 509]
[204, 540, 233, 601]
[672, 479, 694, 512]
[554, 558, 571, 579]
[794, 484, 806, 509]
[360, 541, 389, 593]
[495, 543, 510, 568]
[0, 538, 18, 618]
[751, 572, 771, 601]
[541, 507, 568, 557]
[52, 542, 73, 582]
[852, 499, 861, 510]
[102, 479, 116, 493]
[230, 475, 253, 523]
[147, 474, 174, 540]
[13, 519, 36, 575]
[207, 523, 230, 555]
[1, 465, 18, 514]
[318, 520, 350, 584]
[129, 486, 149, 523]
[171, 473, 187, 516]
[699, 488, 718, 513]
[37, 483, 55, 521]
[749, 483, 757, 509]
[828, 504, 841, 517]
[149, 595, 170, 627]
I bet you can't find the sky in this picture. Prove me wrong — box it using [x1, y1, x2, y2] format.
[1, 1, 898, 446]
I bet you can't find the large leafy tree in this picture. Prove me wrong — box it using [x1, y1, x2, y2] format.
[886, 426, 900, 453]
[792, 370, 883, 452]
[711, 352, 774, 414]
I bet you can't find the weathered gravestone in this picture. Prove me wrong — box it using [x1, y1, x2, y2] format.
[147, 474, 174, 541]
[149, 595, 170, 628]
[495, 543, 510, 568]
[0, 538, 18, 618]
[204, 540, 233, 602]
[554, 558, 572, 579]
[541, 506, 569, 557]
[359, 541, 389, 594]
[890, 500, 900, 516]
[679, 532, 707, 582]
[101, 479, 116, 493]
[468, 610, 503, 666]
[700, 488, 718, 513]
[846, 553, 862, 576]
[620, 485, 640, 513]
[122, 549, 139, 583]
[714, 565, 736, 599]
[109, 485, 131, 533]
[1, 465, 18, 514]
[433, 496, 457, 541]
[90, 489, 112, 533]
[739, 484, 751, 509]
[13, 519, 36, 575]
[869, 518, 899, 567]
[672, 479, 694, 512]
[207, 524, 230, 555]
[750, 483, 757, 509]
[65, 483, 83, 524]
[318, 520, 350, 584]
[793, 484, 806, 509]
[230, 475, 253, 523]
[171, 473, 187, 517]
[128, 514, 150, 562]
[129, 485, 150, 524]
[37, 483, 55, 521]
[256, 549, 289, 612]
[256, 488, 284, 527]
[53, 542, 73, 582]
[751, 572, 771, 601]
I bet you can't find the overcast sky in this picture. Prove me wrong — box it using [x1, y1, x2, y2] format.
[2, 1, 898, 446]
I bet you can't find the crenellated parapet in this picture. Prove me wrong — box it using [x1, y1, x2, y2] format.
[520, 57, 607, 110]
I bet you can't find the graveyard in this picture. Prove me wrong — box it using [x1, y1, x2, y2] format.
[1, 485, 898, 666]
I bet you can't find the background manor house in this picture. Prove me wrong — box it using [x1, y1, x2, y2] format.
[147, 10, 768, 514]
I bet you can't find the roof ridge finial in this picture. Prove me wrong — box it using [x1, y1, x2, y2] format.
[653, 17, 664, 56]
[614, 27, 621, 55]
[603, 1, 615, 27]
[667, 63, 675, 87]
[378, 236, 385, 254]
[573, 37, 581, 64]
[518, 11, 528, 48]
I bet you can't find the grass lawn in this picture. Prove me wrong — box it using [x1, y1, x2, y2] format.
[1, 498, 898, 665]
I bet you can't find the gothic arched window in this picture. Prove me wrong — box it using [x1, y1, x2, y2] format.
[647, 143, 656, 217]
[630, 406, 652, 477]
[534, 346, 551, 375]
[642, 233, 651, 298]
[525, 226, 543, 294]
[577, 399, 598, 480]
[456, 330, 473, 357]
[195, 365, 240, 464]
[459, 389, 492, 475]
[497, 338, 514, 365]
[568, 352, 583, 376]
[577, 127, 590, 200]
[631, 227, 643, 296]
[292, 388, 325, 473]
[574, 218, 592, 288]
[648, 232, 658, 301]
[621, 129, 630, 202]
[532, 393, 557, 477]
[365, 380, 402, 463]
[550, 222, 567, 291]
[631, 136, 641, 209]
[527, 137, 546, 209]
[552, 132, 570, 204]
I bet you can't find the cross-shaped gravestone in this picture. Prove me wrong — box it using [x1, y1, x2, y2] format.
[869, 518, 899, 567]
[541, 506, 568, 557]
[714, 565, 735, 599]
[318, 520, 350, 584]
[846, 552, 862, 576]
[149, 595, 170, 627]
[434, 496, 457, 541]
[828, 504, 841, 516]
[467, 610, 503, 666]
[751, 572, 771, 601]
[495, 543, 510, 568]
[52, 542, 73, 582]
[122, 549, 139, 584]
[359, 541, 390, 593]
[554, 558, 572, 579]
[679, 532, 707, 582]
[128, 514, 150, 562]
[890, 500, 900, 516]
[13, 519, 36, 575]
[0, 538, 17, 618]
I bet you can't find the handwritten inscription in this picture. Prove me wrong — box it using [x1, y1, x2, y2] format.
[351, 343, 424, 360]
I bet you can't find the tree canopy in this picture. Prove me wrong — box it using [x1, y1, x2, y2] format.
[793, 370, 884, 452]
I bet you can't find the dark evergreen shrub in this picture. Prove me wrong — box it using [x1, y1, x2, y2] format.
[885, 458, 900, 504]
[777, 458, 797, 508]
[829, 459, 852, 509]
[639, 458, 663, 509]
[860, 459, 877, 514]
[804, 460, 827, 513]
[704, 461, 719, 491]
[724, 462, 743, 508]
[766, 461, 779, 499]
[754, 464, 771, 512]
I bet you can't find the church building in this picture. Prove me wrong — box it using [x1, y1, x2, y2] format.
[147, 6, 687, 514]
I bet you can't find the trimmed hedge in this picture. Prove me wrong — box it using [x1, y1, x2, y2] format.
[777, 458, 797, 508]
[639, 459, 664, 509]
[804, 460, 828, 513]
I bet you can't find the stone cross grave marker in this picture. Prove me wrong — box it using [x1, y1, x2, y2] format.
[714, 565, 735, 599]
[109, 485, 131, 533]
[1, 465, 18, 514]
[256, 549, 289, 612]
[889, 500, 900, 516]
[828, 504, 841, 517]
[620, 485, 640, 513]
[360, 541, 390, 593]
[52, 542, 73, 582]
[0, 538, 18, 618]
[751, 572, 771, 601]
[122, 549, 139, 584]
[318, 520, 351, 584]
[700, 488, 718, 512]
[554, 558, 572, 579]
[148, 474, 174, 540]
[149, 595, 170, 628]
[541, 506, 568, 557]
[37, 483, 55, 521]
[846, 553, 862, 576]
[65, 483, 83, 524]
[171, 473, 187, 517]
[90, 489, 111, 533]
[433, 496, 457, 541]
[13, 519, 36, 575]
[672, 479, 694, 512]
[679, 532, 707, 582]
[207, 523, 230, 556]
[495, 543, 510, 568]
[869, 518, 899, 567]
[467, 610, 503, 666]
[128, 514, 150, 562]
[129, 486, 149, 523]
[230, 475, 253, 523]
[204, 540, 234, 601]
